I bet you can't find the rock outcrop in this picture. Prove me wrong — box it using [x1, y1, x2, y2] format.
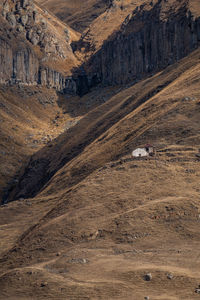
[1, 0, 70, 59]
[1, 0, 200, 96]
[0, 0, 78, 93]
[0, 36, 77, 92]
[84, 0, 200, 86]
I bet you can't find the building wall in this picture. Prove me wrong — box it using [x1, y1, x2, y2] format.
[132, 148, 149, 157]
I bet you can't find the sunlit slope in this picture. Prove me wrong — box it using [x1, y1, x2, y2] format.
[35, 0, 125, 32]
[10, 48, 200, 201]
[0, 49, 200, 299]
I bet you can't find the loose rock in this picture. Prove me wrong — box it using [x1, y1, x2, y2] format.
[144, 273, 152, 281]
[167, 273, 173, 280]
[6, 13, 16, 28]
[195, 288, 200, 294]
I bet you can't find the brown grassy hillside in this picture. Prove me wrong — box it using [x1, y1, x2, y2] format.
[0, 85, 84, 202]
[35, 0, 112, 32]
[0, 48, 200, 299]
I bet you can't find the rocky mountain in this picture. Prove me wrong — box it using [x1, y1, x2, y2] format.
[0, 0, 80, 91]
[1, 0, 200, 96]
[84, 0, 200, 85]
[1, 0, 200, 299]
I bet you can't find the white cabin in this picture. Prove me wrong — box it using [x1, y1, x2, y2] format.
[132, 144, 154, 157]
[132, 148, 149, 157]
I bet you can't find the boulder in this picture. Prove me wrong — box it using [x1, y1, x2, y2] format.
[2, 0, 10, 17]
[20, 14, 28, 26]
[15, 1, 21, 11]
[3, 1, 10, 12]
[41, 19, 47, 29]
[30, 32, 40, 45]
[144, 273, 152, 281]
[21, 0, 30, 9]
[167, 273, 173, 280]
[16, 24, 24, 32]
[33, 11, 40, 23]
[26, 29, 33, 40]
[6, 13, 17, 28]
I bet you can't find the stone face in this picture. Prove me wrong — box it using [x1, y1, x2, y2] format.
[1, 0, 70, 60]
[0, 38, 38, 84]
[0, 1, 75, 93]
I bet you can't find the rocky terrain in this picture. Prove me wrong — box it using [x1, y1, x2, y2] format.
[0, 0, 80, 91]
[84, 0, 200, 85]
[0, 0, 200, 299]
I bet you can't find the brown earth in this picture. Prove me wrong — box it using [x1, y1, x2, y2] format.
[0, 46, 200, 299]
[36, 0, 112, 32]
[1, 0, 200, 299]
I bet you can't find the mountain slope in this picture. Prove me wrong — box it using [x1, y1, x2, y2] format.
[0, 84, 83, 202]
[36, 0, 112, 32]
[1, 0, 200, 299]
[8, 48, 200, 201]
[0, 48, 200, 299]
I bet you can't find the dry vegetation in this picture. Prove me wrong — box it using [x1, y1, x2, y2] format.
[0, 47, 200, 298]
[1, 0, 200, 299]
[0, 85, 83, 201]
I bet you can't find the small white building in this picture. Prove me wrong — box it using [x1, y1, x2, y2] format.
[132, 144, 154, 157]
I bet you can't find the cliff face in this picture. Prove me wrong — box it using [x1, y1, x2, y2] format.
[85, 0, 200, 86]
[1, 0, 200, 95]
[0, 0, 79, 93]
[0, 38, 39, 85]
[0, 36, 77, 92]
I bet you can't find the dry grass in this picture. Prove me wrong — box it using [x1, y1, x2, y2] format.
[0, 48, 200, 298]
[0, 85, 81, 201]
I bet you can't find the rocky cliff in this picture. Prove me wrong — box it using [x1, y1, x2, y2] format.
[83, 0, 200, 86]
[0, 0, 79, 93]
[0, 34, 77, 92]
[1, 0, 200, 95]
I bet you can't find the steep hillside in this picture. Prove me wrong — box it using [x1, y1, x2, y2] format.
[7, 48, 200, 202]
[0, 84, 84, 202]
[1, 0, 200, 299]
[36, 0, 112, 32]
[0, 48, 200, 299]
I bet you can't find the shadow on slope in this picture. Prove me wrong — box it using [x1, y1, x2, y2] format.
[7, 48, 200, 202]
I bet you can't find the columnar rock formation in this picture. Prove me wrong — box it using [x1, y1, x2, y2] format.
[0, 0, 77, 92]
[1, 0, 70, 58]
[0, 35, 77, 92]
[85, 0, 200, 86]
[1, 0, 200, 95]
